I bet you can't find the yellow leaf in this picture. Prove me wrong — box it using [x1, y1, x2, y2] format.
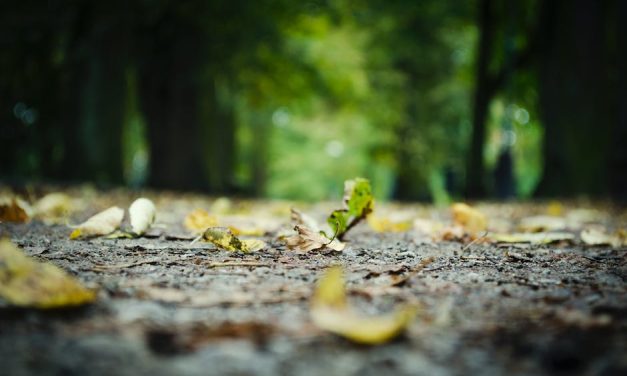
[0, 239, 96, 308]
[368, 215, 412, 233]
[451, 203, 487, 234]
[580, 228, 624, 247]
[228, 226, 265, 236]
[34, 193, 73, 223]
[202, 227, 266, 252]
[312, 266, 346, 308]
[128, 198, 156, 235]
[491, 232, 574, 244]
[69, 206, 124, 239]
[285, 225, 345, 252]
[210, 197, 232, 214]
[0, 196, 31, 223]
[546, 201, 563, 216]
[184, 209, 218, 233]
[518, 215, 566, 232]
[311, 266, 416, 345]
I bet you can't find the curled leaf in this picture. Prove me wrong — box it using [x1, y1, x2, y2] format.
[451, 203, 487, 234]
[291, 208, 321, 232]
[70, 206, 124, 239]
[0, 196, 31, 223]
[326, 178, 374, 239]
[311, 266, 416, 345]
[0, 239, 96, 308]
[129, 198, 156, 235]
[203, 227, 266, 253]
[285, 225, 345, 253]
[184, 209, 219, 233]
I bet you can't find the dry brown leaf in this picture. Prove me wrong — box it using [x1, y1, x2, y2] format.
[0, 196, 31, 223]
[451, 203, 487, 234]
[70, 206, 124, 239]
[291, 208, 321, 232]
[311, 266, 416, 345]
[0, 239, 96, 308]
[285, 225, 345, 252]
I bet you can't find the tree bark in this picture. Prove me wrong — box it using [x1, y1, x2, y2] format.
[535, 0, 613, 197]
[139, 12, 206, 191]
[465, 0, 494, 199]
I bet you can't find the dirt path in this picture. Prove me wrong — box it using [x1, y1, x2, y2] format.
[1, 195, 625, 376]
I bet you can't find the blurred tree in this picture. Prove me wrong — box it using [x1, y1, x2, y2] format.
[364, 0, 474, 201]
[465, 0, 539, 198]
[535, 0, 624, 198]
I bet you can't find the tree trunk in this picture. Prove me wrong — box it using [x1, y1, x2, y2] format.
[609, 0, 627, 200]
[199, 78, 236, 194]
[139, 15, 206, 191]
[465, 0, 494, 199]
[535, 0, 613, 197]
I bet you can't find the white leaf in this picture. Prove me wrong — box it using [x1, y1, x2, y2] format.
[70, 206, 124, 239]
[129, 198, 156, 235]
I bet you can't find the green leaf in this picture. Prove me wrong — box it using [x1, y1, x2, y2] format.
[326, 178, 373, 239]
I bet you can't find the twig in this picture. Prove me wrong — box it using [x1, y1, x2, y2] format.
[391, 257, 435, 287]
[206, 261, 271, 268]
[91, 257, 164, 271]
[181, 291, 309, 308]
[460, 231, 488, 253]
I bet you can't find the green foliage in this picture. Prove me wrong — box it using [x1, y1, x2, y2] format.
[1, 0, 551, 201]
[326, 178, 374, 239]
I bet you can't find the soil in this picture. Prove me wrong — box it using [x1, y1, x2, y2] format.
[1, 192, 625, 376]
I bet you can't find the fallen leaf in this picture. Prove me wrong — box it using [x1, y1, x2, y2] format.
[413, 218, 444, 235]
[129, 197, 156, 235]
[546, 201, 564, 216]
[184, 209, 219, 233]
[228, 225, 265, 236]
[33, 193, 73, 223]
[491, 232, 574, 244]
[210, 197, 232, 214]
[311, 266, 416, 345]
[580, 228, 624, 247]
[327, 178, 374, 239]
[202, 227, 266, 252]
[285, 225, 345, 252]
[70, 206, 124, 239]
[451, 203, 487, 234]
[291, 208, 321, 232]
[0, 196, 31, 223]
[368, 213, 412, 233]
[518, 215, 566, 232]
[0, 239, 96, 308]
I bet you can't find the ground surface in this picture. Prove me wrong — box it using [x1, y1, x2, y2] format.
[1, 190, 626, 376]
